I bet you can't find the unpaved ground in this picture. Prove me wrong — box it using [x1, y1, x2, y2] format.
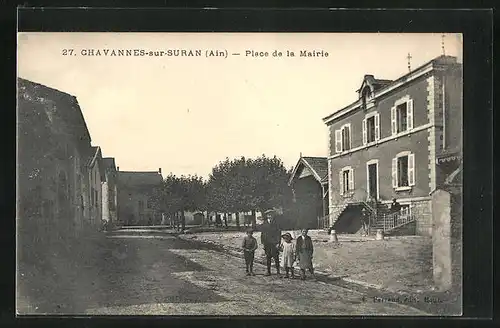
[17, 230, 430, 316]
[181, 229, 434, 293]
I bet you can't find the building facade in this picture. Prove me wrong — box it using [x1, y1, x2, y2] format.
[17, 78, 95, 246]
[102, 158, 119, 225]
[117, 169, 163, 226]
[323, 56, 462, 236]
[87, 146, 105, 228]
[288, 156, 329, 229]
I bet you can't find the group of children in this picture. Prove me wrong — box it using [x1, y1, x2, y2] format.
[241, 228, 315, 280]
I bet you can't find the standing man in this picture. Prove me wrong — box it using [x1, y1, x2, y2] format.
[390, 198, 401, 227]
[260, 209, 281, 276]
[360, 208, 369, 236]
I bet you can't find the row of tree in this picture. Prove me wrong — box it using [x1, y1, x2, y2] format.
[150, 155, 293, 230]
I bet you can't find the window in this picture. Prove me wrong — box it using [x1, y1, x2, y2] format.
[363, 113, 380, 144]
[397, 103, 408, 132]
[392, 152, 415, 189]
[335, 124, 351, 153]
[361, 86, 372, 111]
[339, 167, 354, 195]
[391, 97, 414, 135]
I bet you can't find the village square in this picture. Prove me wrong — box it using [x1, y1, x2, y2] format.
[17, 34, 463, 316]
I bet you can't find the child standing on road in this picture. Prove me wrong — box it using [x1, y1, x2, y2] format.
[296, 229, 315, 280]
[280, 232, 295, 278]
[241, 228, 258, 276]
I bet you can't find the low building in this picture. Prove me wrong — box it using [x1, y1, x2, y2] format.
[322, 55, 462, 236]
[117, 168, 163, 226]
[102, 157, 119, 226]
[86, 146, 105, 229]
[288, 156, 329, 229]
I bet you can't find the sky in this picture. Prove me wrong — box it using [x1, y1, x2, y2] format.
[17, 33, 462, 179]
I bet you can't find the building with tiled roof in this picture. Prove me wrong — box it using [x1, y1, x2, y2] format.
[288, 155, 329, 229]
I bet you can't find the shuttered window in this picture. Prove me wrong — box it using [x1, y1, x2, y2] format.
[340, 167, 354, 194]
[335, 124, 351, 153]
[392, 152, 416, 189]
[391, 98, 414, 136]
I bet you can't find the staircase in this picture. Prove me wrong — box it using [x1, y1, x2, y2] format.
[318, 203, 348, 229]
[320, 199, 417, 235]
[369, 205, 416, 235]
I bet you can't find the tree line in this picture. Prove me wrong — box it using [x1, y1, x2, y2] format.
[150, 155, 293, 230]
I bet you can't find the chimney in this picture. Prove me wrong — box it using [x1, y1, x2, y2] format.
[159, 168, 162, 174]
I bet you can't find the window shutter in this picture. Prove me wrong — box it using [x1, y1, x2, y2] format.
[339, 170, 344, 195]
[362, 119, 367, 145]
[335, 129, 342, 153]
[349, 168, 355, 191]
[375, 113, 380, 141]
[347, 125, 351, 150]
[391, 106, 397, 135]
[392, 157, 398, 188]
[407, 99, 414, 130]
[408, 153, 415, 186]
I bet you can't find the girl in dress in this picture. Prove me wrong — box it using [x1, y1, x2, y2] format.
[296, 229, 315, 280]
[280, 232, 295, 278]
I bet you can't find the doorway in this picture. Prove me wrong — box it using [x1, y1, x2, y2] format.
[367, 161, 379, 200]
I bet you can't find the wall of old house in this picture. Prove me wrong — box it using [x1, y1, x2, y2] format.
[88, 163, 102, 227]
[17, 80, 96, 258]
[118, 187, 152, 225]
[291, 175, 324, 229]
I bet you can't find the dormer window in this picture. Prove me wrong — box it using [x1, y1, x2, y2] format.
[361, 86, 372, 111]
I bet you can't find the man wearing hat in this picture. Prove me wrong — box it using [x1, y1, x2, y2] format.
[260, 209, 281, 276]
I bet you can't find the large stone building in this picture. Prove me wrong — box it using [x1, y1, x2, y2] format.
[17, 78, 96, 247]
[322, 55, 462, 235]
[117, 169, 163, 226]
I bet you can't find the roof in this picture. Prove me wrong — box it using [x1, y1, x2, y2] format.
[102, 157, 116, 171]
[357, 75, 393, 93]
[17, 78, 92, 143]
[288, 156, 328, 186]
[117, 171, 163, 187]
[323, 55, 461, 124]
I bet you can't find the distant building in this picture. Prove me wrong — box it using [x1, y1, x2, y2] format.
[117, 169, 163, 226]
[17, 78, 95, 243]
[322, 55, 462, 235]
[288, 156, 329, 229]
[86, 146, 105, 228]
[102, 157, 119, 225]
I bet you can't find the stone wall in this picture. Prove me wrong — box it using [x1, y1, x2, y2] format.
[431, 188, 462, 293]
[412, 199, 432, 236]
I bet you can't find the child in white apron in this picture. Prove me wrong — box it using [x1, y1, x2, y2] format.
[280, 232, 295, 278]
